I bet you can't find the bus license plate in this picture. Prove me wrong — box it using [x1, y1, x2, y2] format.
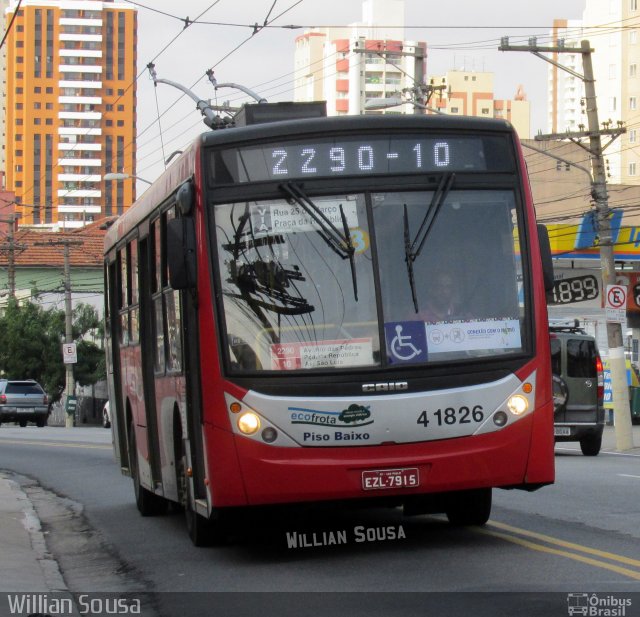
[362, 468, 419, 491]
[554, 427, 571, 436]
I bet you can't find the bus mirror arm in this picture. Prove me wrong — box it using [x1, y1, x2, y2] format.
[167, 217, 197, 290]
[537, 223, 554, 294]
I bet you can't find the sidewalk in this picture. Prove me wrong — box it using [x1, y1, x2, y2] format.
[595, 423, 640, 454]
[0, 426, 638, 594]
[0, 472, 67, 593]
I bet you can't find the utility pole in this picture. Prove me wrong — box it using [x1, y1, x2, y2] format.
[35, 238, 83, 428]
[0, 215, 26, 299]
[500, 38, 634, 451]
[353, 43, 445, 114]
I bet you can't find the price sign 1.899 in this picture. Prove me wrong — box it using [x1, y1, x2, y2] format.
[550, 274, 600, 305]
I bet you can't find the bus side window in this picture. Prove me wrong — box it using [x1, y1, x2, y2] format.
[129, 238, 139, 344]
[151, 218, 166, 374]
[164, 208, 183, 373]
[117, 247, 129, 346]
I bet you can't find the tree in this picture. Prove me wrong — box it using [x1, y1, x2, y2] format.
[0, 299, 105, 401]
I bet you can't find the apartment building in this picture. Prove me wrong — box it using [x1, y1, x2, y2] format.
[294, 0, 425, 116]
[3, 0, 137, 229]
[548, 1, 640, 184]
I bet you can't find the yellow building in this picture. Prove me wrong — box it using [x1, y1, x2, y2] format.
[4, 0, 137, 228]
[429, 71, 531, 139]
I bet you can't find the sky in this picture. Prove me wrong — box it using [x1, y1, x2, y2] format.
[132, 0, 588, 185]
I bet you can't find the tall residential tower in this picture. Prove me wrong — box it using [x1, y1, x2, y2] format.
[3, 0, 137, 228]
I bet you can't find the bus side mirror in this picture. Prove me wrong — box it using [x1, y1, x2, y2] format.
[177, 181, 194, 215]
[167, 217, 196, 289]
[537, 223, 554, 293]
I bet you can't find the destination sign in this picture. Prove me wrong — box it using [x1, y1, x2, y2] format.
[211, 135, 513, 184]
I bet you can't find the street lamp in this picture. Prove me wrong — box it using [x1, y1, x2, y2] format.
[103, 172, 152, 185]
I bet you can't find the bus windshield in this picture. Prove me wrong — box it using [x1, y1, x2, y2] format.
[214, 188, 525, 372]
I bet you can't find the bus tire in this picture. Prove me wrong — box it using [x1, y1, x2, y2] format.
[580, 433, 602, 456]
[445, 488, 492, 526]
[128, 422, 167, 516]
[176, 440, 227, 547]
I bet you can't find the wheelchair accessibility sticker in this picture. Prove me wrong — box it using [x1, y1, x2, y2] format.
[384, 322, 428, 364]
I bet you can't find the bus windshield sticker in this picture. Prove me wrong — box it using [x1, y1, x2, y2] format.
[250, 199, 358, 235]
[425, 319, 521, 354]
[271, 338, 373, 370]
[384, 321, 429, 364]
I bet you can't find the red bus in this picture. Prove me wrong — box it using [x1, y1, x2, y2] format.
[104, 113, 555, 546]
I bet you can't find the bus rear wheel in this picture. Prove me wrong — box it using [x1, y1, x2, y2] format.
[128, 423, 167, 516]
[445, 488, 492, 526]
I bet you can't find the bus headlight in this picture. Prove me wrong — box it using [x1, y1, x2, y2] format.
[507, 395, 528, 416]
[238, 412, 261, 435]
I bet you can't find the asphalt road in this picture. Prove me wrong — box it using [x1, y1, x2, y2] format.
[0, 426, 639, 616]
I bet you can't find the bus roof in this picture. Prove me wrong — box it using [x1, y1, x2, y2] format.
[104, 113, 518, 255]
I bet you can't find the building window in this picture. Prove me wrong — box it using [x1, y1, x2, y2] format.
[450, 106, 459, 113]
[631, 30, 638, 44]
[46, 87, 53, 93]
[630, 162, 637, 175]
[611, 96, 617, 111]
[45, 119, 53, 125]
[631, 96, 637, 110]
[481, 108, 490, 115]
[632, 0, 638, 10]
[631, 64, 637, 78]
[34, 87, 41, 93]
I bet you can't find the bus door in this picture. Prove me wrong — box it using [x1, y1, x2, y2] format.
[108, 258, 127, 466]
[138, 235, 162, 488]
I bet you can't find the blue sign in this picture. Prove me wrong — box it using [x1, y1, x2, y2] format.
[384, 321, 428, 364]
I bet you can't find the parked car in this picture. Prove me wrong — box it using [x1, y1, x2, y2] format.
[549, 321, 604, 456]
[0, 379, 49, 427]
[102, 400, 111, 429]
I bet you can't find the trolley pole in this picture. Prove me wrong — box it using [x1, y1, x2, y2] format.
[500, 38, 634, 450]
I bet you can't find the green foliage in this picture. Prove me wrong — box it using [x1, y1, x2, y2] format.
[0, 299, 105, 401]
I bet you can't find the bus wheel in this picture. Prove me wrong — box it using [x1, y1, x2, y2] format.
[128, 423, 167, 516]
[445, 488, 492, 526]
[177, 443, 226, 547]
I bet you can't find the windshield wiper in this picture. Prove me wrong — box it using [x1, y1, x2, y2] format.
[404, 173, 455, 313]
[280, 182, 358, 301]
